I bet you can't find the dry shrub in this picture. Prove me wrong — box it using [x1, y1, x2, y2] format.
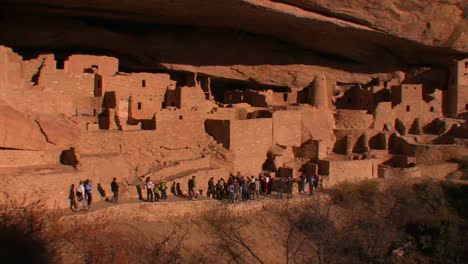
[0, 198, 190, 264]
[332, 180, 380, 206]
[0, 198, 61, 264]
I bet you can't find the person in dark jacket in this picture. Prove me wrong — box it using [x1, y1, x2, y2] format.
[111, 177, 119, 203]
[207, 177, 215, 198]
[69, 184, 78, 211]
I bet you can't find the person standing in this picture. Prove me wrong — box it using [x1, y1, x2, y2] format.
[153, 184, 160, 202]
[267, 175, 273, 196]
[242, 181, 250, 201]
[69, 184, 78, 211]
[146, 177, 154, 202]
[160, 181, 167, 200]
[228, 182, 235, 204]
[76, 181, 88, 210]
[234, 180, 241, 203]
[110, 177, 119, 203]
[207, 177, 215, 198]
[301, 175, 307, 194]
[309, 175, 315, 196]
[85, 180, 93, 206]
[217, 178, 225, 200]
[254, 178, 260, 199]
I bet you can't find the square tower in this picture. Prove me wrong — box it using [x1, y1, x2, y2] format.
[446, 58, 468, 117]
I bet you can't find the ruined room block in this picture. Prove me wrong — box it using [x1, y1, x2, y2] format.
[129, 95, 162, 120]
[277, 167, 294, 178]
[395, 118, 407, 135]
[409, 118, 423, 135]
[231, 118, 273, 174]
[64, 54, 118, 76]
[345, 135, 353, 155]
[0, 46, 24, 89]
[103, 91, 117, 108]
[352, 132, 370, 153]
[205, 119, 230, 149]
[98, 109, 111, 129]
[295, 139, 320, 159]
[369, 132, 390, 150]
[334, 109, 373, 129]
[179, 86, 207, 109]
[273, 110, 302, 147]
[140, 116, 156, 130]
[391, 84, 423, 106]
[302, 162, 318, 176]
[244, 90, 268, 107]
[224, 90, 244, 104]
[322, 159, 378, 186]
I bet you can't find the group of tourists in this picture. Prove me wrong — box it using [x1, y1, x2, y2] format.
[143, 177, 168, 202]
[203, 172, 319, 204]
[69, 177, 119, 211]
[69, 171, 319, 211]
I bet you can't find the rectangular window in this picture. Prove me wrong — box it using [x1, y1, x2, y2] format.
[137, 102, 142, 110]
[142, 80, 146, 87]
[406, 105, 410, 112]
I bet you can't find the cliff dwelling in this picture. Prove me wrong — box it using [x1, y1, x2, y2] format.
[0, 1, 467, 262]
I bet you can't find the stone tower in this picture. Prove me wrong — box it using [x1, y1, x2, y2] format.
[311, 74, 329, 109]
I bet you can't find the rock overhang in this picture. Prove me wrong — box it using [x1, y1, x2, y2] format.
[0, 0, 467, 86]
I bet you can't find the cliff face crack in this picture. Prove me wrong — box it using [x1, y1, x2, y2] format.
[2, 125, 7, 148]
[268, 0, 384, 32]
[34, 120, 55, 145]
[31, 57, 45, 85]
[230, 67, 247, 76]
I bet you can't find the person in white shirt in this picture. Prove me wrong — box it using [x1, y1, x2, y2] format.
[146, 177, 154, 202]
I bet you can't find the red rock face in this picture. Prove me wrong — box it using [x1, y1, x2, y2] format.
[0, 0, 466, 87]
[33, 113, 81, 146]
[0, 1, 466, 211]
[0, 100, 47, 150]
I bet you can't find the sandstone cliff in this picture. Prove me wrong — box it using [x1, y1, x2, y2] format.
[0, 0, 466, 86]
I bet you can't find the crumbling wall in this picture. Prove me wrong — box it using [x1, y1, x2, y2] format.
[334, 109, 374, 129]
[179, 86, 207, 110]
[230, 118, 272, 174]
[38, 71, 96, 114]
[273, 110, 302, 147]
[301, 108, 336, 158]
[0, 46, 25, 98]
[323, 159, 378, 186]
[333, 129, 378, 154]
[64, 54, 118, 76]
[205, 119, 230, 149]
